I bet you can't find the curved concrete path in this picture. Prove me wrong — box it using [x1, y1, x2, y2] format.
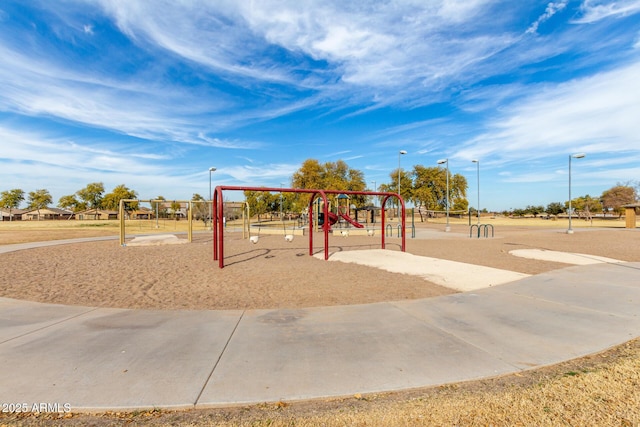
[1, 238, 639, 412]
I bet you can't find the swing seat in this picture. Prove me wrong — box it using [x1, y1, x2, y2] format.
[284, 234, 294, 242]
[250, 235, 260, 244]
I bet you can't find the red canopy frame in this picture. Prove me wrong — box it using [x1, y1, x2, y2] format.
[213, 186, 405, 268]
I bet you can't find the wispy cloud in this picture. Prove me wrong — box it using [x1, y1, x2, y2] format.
[458, 60, 640, 165]
[574, 0, 640, 23]
[526, 1, 569, 34]
[1, 1, 639, 208]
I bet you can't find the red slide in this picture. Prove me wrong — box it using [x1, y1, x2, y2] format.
[339, 213, 364, 228]
[327, 212, 339, 225]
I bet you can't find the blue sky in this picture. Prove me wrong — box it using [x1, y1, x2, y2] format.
[1, 1, 639, 211]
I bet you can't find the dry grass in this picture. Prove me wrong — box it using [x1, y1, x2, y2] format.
[0, 214, 634, 246]
[3, 339, 639, 426]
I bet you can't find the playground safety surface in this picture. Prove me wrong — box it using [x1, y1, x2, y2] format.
[1, 234, 639, 411]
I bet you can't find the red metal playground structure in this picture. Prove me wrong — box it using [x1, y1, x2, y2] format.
[212, 185, 406, 268]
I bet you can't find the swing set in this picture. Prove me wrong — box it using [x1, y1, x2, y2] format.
[212, 185, 406, 268]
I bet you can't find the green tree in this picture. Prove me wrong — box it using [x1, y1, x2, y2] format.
[244, 190, 278, 221]
[150, 196, 167, 218]
[409, 165, 468, 220]
[601, 184, 636, 217]
[27, 189, 52, 220]
[450, 173, 469, 212]
[102, 184, 137, 211]
[170, 201, 182, 219]
[76, 182, 105, 210]
[0, 188, 25, 221]
[546, 202, 564, 216]
[411, 166, 442, 212]
[525, 205, 545, 217]
[568, 195, 602, 221]
[291, 159, 367, 209]
[58, 194, 85, 212]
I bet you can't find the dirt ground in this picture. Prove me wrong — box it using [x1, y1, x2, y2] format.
[1, 222, 638, 310]
[1, 221, 639, 426]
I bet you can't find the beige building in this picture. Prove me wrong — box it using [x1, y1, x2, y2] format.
[75, 208, 118, 220]
[21, 207, 74, 221]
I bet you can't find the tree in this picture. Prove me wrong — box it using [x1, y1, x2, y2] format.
[601, 185, 636, 217]
[450, 173, 469, 211]
[290, 159, 367, 209]
[0, 188, 25, 221]
[151, 196, 167, 219]
[409, 165, 468, 221]
[76, 182, 105, 210]
[170, 201, 182, 219]
[27, 189, 52, 220]
[569, 195, 602, 221]
[244, 190, 278, 221]
[191, 193, 208, 224]
[102, 184, 137, 211]
[525, 205, 545, 217]
[546, 202, 564, 216]
[58, 194, 84, 212]
[411, 166, 444, 220]
[291, 159, 324, 190]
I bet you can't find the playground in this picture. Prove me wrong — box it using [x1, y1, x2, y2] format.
[1, 216, 640, 425]
[0, 219, 638, 310]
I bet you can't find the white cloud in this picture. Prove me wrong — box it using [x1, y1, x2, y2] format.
[526, 1, 569, 34]
[574, 0, 640, 23]
[460, 60, 640, 163]
[221, 164, 299, 184]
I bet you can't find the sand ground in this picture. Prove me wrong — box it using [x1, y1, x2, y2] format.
[1, 222, 638, 310]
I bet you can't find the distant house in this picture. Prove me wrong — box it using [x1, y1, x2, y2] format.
[127, 207, 154, 219]
[159, 202, 189, 218]
[0, 208, 25, 221]
[75, 208, 118, 220]
[21, 207, 74, 221]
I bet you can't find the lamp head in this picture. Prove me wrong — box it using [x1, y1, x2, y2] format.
[399, 150, 407, 155]
[209, 167, 217, 172]
[472, 159, 478, 163]
[571, 153, 586, 159]
[437, 159, 447, 165]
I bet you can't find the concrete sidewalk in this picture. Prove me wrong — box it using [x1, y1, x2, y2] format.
[1, 260, 639, 412]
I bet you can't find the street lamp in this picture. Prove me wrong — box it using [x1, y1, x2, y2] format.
[472, 159, 480, 224]
[370, 180, 377, 207]
[280, 182, 284, 219]
[567, 153, 585, 234]
[437, 158, 450, 232]
[398, 150, 407, 218]
[208, 167, 216, 229]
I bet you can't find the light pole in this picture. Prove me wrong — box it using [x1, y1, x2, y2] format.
[398, 150, 407, 218]
[437, 158, 450, 232]
[280, 183, 284, 219]
[472, 159, 480, 224]
[370, 180, 377, 207]
[208, 166, 216, 229]
[567, 153, 585, 234]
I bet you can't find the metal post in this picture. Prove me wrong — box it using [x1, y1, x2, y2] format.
[445, 161, 450, 231]
[208, 167, 216, 230]
[398, 150, 406, 219]
[472, 159, 480, 224]
[567, 153, 585, 234]
[438, 158, 450, 232]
